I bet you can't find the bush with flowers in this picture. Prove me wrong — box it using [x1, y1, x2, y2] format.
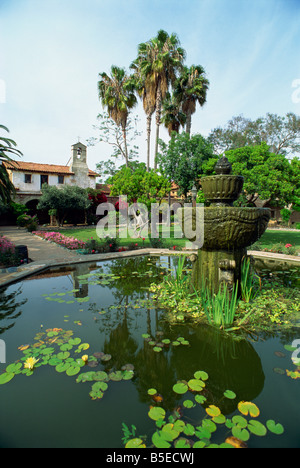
[0, 235, 20, 267]
[32, 231, 86, 250]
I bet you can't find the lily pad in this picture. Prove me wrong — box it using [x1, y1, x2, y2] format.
[148, 406, 166, 421]
[238, 401, 260, 418]
[6, 363, 22, 374]
[55, 362, 71, 373]
[92, 381, 108, 393]
[194, 370, 208, 381]
[247, 420, 267, 436]
[76, 372, 96, 383]
[93, 371, 109, 381]
[206, 405, 221, 417]
[224, 390, 236, 400]
[66, 365, 80, 376]
[69, 338, 81, 346]
[125, 438, 146, 448]
[100, 354, 112, 362]
[109, 371, 123, 381]
[188, 379, 205, 392]
[0, 372, 15, 385]
[173, 381, 188, 395]
[57, 352, 70, 360]
[266, 420, 284, 435]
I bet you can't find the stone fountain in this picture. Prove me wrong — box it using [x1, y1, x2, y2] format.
[179, 156, 271, 294]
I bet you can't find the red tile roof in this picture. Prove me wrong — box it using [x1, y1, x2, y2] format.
[4, 160, 98, 177]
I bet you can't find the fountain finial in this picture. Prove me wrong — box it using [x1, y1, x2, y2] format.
[215, 155, 232, 175]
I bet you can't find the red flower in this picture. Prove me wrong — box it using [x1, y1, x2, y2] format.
[285, 243, 292, 248]
[109, 244, 112, 248]
[92, 250, 95, 254]
[173, 246, 176, 250]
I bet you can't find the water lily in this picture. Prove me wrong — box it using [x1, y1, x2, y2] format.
[24, 357, 39, 371]
[82, 355, 89, 363]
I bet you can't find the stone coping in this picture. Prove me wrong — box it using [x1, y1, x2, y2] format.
[0, 247, 299, 288]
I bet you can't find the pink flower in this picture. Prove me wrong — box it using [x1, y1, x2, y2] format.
[285, 243, 292, 248]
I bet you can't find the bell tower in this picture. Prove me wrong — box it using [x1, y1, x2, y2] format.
[70, 142, 87, 168]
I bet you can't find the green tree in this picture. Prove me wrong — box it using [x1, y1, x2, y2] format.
[173, 64, 209, 136]
[0, 125, 22, 203]
[108, 162, 171, 210]
[157, 132, 215, 198]
[98, 66, 137, 167]
[208, 112, 300, 157]
[131, 30, 186, 168]
[37, 185, 91, 225]
[226, 143, 298, 207]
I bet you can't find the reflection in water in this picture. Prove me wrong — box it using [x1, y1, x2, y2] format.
[83, 257, 265, 415]
[0, 286, 27, 334]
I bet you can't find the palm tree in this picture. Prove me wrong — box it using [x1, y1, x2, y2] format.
[130, 63, 156, 172]
[174, 65, 209, 136]
[132, 30, 186, 169]
[98, 66, 137, 167]
[161, 92, 186, 136]
[0, 125, 22, 203]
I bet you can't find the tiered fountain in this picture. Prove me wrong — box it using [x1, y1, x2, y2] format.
[179, 156, 271, 294]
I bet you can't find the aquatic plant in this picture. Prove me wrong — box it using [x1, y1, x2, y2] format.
[123, 370, 284, 448]
[240, 257, 260, 303]
[198, 282, 239, 328]
[0, 328, 134, 400]
[24, 356, 39, 371]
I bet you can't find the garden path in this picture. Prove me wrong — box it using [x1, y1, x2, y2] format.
[0, 226, 79, 263]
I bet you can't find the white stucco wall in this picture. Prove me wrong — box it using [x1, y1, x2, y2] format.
[9, 170, 96, 192]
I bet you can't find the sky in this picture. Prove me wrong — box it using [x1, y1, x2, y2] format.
[1, 0, 300, 176]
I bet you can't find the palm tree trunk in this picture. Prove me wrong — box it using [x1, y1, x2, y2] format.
[146, 113, 152, 172]
[186, 111, 192, 136]
[122, 125, 129, 167]
[154, 86, 162, 170]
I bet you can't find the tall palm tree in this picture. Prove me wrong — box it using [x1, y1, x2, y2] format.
[130, 63, 156, 172]
[0, 125, 22, 203]
[161, 92, 186, 136]
[132, 30, 186, 169]
[98, 66, 137, 167]
[174, 64, 209, 136]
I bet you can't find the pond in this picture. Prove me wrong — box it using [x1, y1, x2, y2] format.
[0, 255, 299, 448]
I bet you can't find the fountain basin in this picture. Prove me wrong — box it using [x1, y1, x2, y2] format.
[179, 206, 270, 250]
[201, 175, 244, 206]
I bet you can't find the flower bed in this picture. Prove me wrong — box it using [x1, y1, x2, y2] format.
[33, 231, 86, 250]
[0, 235, 19, 268]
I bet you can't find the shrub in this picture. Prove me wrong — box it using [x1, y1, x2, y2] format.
[0, 235, 20, 267]
[149, 237, 165, 249]
[17, 214, 38, 232]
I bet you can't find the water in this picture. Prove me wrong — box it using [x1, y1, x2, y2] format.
[0, 256, 299, 448]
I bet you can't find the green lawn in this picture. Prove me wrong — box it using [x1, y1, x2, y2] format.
[60, 224, 189, 249]
[257, 229, 300, 248]
[58, 226, 300, 251]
